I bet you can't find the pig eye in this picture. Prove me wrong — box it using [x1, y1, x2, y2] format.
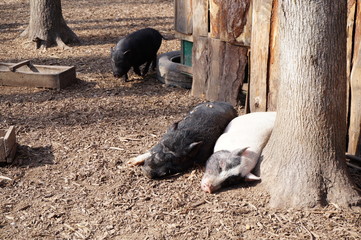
[219, 159, 227, 171]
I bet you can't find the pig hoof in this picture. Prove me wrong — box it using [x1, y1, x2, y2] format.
[127, 152, 152, 166]
[127, 157, 144, 166]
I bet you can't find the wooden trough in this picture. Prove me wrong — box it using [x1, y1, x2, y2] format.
[0, 126, 17, 164]
[0, 60, 76, 89]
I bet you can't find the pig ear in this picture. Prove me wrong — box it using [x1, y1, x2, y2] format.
[187, 141, 203, 153]
[169, 122, 179, 131]
[233, 147, 249, 157]
[123, 50, 131, 56]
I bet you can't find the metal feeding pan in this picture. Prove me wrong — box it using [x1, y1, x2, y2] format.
[0, 60, 76, 89]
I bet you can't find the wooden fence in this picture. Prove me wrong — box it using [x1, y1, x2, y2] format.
[174, 0, 361, 155]
[175, 0, 252, 106]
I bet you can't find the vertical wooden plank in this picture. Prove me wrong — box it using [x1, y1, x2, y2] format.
[206, 38, 225, 100]
[191, 36, 209, 98]
[220, 0, 252, 46]
[209, 0, 221, 39]
[267, 0, 279, 111]
[249, 0, 273, 112]
[192, 0, 208, 37]
[347, 0, 356, 80]
[209, 0, 252, 46]
[234, 0, 253, 47]
[245, 50, 251, 113]
[346, 0, 356, 130]
[175, 0, 193, 35]
[348, 52, 361, 155]
[348, 0, 361, 155]
[218, 43, 248, 105]
[205, 39, 248, 105]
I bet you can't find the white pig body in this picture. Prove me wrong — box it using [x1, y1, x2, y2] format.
[201, 112, 276, 193]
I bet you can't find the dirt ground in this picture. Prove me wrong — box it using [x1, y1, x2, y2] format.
[0, 0, 360, 239]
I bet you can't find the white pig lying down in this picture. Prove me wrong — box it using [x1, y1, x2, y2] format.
[201, 112, 276, 193]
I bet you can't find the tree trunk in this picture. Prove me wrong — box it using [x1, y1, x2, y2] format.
[21, 0, 79, 49]
[260, 0, 360, 208]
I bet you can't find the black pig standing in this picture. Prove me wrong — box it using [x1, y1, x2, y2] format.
[128, 102, 238, 179]
[110, 28, 164, 81]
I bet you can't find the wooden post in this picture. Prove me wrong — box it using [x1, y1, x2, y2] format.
[206, 38, 225, 100]
[209, 0, 252, 46]
[175, 0, 193, 35]
[192, 0, 208, 37]
[267, 0, 279, 111]
[209, 0, 221, 39]
[191, 37, 248, 105]
[191, 36, 209, 98]
[347, 0, 356, 81]
[206, 40, 248, 105]
[346, 0, 356, 131]
[348, 0, 361, 155]
[191, 0, 251, 105]
[249, 0, 273, 112]
[235, 0, 253, 47]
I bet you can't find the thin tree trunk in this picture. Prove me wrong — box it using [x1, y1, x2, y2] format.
[260, 0, 360, 208]
[21, 0, 79, 49]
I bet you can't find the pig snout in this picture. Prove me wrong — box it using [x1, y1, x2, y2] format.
[201, 181, 215, 193]
[201, 177, 220, 193]
[142, 165, 166, 179]
[142, 157, 176, 179]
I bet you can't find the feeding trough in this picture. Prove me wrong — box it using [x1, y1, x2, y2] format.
[0, 60, 76, 89]
[0, 126, 17, 164]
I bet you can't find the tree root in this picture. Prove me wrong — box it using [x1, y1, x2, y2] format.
[55, 36, 71, 50]
[20, 25, 80, 50]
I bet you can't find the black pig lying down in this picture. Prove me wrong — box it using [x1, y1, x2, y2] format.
[110, 28, 164, 81]
[128, 102, 238, 179]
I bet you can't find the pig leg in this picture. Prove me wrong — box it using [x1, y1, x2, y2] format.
[123, 74, 129, 82]
[244, 173, 261, 182]
[142, 61, 152, 76]
[133, 66, 142, 76]
[151, 54, 157, 70]
[127, 151, 151, 166]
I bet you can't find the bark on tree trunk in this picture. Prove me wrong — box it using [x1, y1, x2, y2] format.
[260, 0, 360, 208]
[21, 0, 79, 49]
